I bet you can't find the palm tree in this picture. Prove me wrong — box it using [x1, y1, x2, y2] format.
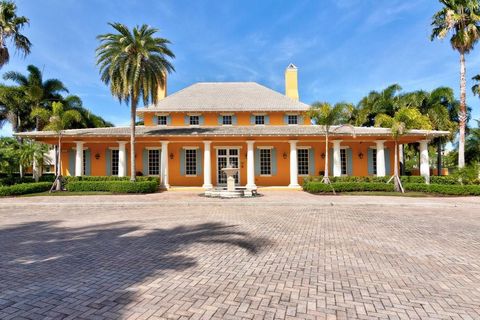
[18, 140, 49, 182]
[355, 84, 403, 126]
[31, 101, 81, 191]
[96, 22, 175, 181]
[0, 1, 31, 68]
[375, 107, 432, 192]
[431, 0, 480, 168]
[0, 84, 33, 132]
[308, 102, 355, 193]
[62, 95, 114, 129]
[3, 65, 68, 130]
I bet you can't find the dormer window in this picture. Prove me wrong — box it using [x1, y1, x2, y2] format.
[255, 115, 265, 125]
[222, 115, 232, 125]
[157, 116, 167, 126]
[189, 115, 199, 126]
[287, 115, 298, 125]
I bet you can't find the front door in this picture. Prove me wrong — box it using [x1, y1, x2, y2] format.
[217, 148, 240, 185]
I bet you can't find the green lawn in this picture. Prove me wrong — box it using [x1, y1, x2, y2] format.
[20, 191, 114, 197]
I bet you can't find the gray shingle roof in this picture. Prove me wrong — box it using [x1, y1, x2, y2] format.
[15, 125, 449, 138]
[137, 82, 310, 112]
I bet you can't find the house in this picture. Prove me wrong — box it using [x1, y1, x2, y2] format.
[16, 65, 448, 189]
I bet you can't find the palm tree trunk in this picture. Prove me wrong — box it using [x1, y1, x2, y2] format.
[458, 51, 466, 168]
[130, 99, 137, 182]
[394, 141, 400, 192]
[324, 133, 329, 178]
[437, 139, 442, 176]
[56, 133, 62, 191]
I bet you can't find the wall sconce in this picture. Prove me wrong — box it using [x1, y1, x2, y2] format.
[169, 152, 174, 160]
[245, 153, 248, 159]
[282, 152, 287, 159]
[321, 153, 325, 159]
[95, 153, 100, 160]
[358, 152, 364, 159]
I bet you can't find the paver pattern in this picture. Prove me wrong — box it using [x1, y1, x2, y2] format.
[0, 191, 479, 320]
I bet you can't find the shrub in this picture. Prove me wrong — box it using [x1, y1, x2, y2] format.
[64, 176, 158, 183]
[66, 180, 158, 194]
[404, 183, 480, 196]
[0, 182, 51, 197]
[303, 181, 395, 193]
[0, 174, 55, 186]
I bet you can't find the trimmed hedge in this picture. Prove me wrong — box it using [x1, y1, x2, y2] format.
[303, 181, 395, 193]
[66, 180, 158, 193]
[64, 176, 158, 183]
[0, 182, 51, 197]
[0, 174, 56, 186]
[404, 183, 480, 196]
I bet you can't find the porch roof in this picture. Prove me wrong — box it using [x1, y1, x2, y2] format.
[15, 125, 449, 139]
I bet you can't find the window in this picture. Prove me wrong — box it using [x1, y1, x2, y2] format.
[297, 149, 309, 176]
[255, 115, 265, 125]
[157, 116, 167, 125]
[185, 149, 197, 175]
[340, 149, 347, 175]
[189, 115, 199, 125]
[259, 149, 271, 175]
[148, 149, 160, 175]
[111, 149, 119, 176]
[372, 149, 377, 175]
[82, 150, 87, 175]
[287, 115, 298, 125]
[222, 115, 232, 125]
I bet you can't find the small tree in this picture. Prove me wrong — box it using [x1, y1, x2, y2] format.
[18, 140, 49, 182]
[375, 107, 432, 192]
[308, 102, 355, 193]
[31, 101, 81, 191]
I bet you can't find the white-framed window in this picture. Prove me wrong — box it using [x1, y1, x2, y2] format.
[288, 115, 298, 125]
[340, 149, 347, 175]
[189, 115, 199, 126]
[255, 115, 265, 125]
[157, 115, 167, 125]
[222, 115, 232, 125]
[111, 149, 119, 176]
[259, 148, 271, 175]
[185, 149, 197, 176]
[297, 149, 309, 176]
[372, 148, 377, 175]
[148, 149, 160, 175]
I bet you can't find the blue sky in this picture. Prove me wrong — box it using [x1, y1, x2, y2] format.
[1, 0, 480, 136]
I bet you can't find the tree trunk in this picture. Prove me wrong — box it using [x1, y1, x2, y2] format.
[399, 144, 405, 176]
[130, 99, 137, 182]
[458, 51, 466, 168]
[56, 133, 62, 191]
[437, 139, 442, 176]
[324, 132, 329, 178]
[394, 141, 401, 192]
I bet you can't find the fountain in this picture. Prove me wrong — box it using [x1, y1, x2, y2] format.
[204, 164, 256, 198]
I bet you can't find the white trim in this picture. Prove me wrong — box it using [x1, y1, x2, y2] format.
[108, 147, 119, 150]
[213, 146, 243, 149]
[155, 112, 170, 116]
[256, 146, 274, 150]
[252, 112, 267, 116]
[187, 113, 202, 116]
[220, 112, 234, 116]
[145, 147, 162, 150]
[297, 146, 312, 150]
[182, 146, 200, 150]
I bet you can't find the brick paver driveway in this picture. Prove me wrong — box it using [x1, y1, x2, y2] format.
[1, 192, 479, 320]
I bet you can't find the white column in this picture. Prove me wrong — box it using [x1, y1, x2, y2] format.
[246, 141, 256, 190]
[202, 141, 213, 189]
[333, 140, 342, 177]
[75, 141, 84, 176]
[288, 140, 300, 188]
[161, 141, 170, 188]
[419, 140, 430, 183]
[375, 140, 386, 177]
[118, 141, 127, 177]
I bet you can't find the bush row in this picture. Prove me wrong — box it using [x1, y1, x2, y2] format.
[66, 180, 159, 193]
[304, 175, 480, 185]
[404, 183, 480, 196]
[0, 174, 56, 186]
[64, 176, 158, 183]
[0, 182, 51, 197]
[303, 182, 395, 193]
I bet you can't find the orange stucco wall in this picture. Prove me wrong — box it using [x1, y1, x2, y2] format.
[142, 111, 311, 127]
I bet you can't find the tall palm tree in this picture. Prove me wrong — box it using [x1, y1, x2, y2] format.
[375, 107, 432, 192]
[3, 65, 68, 130]
[31, 101, 81, 191]
[96, 22, 175, 181]
[308, 102, 355, 193]
[355, 84, 402, 126]
[0, 1, 31, 68]
[431, 0, 480, 168]
[62, 94, 114, 128]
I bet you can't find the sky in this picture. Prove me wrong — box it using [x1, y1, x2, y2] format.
[1, 0, 480, 136]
